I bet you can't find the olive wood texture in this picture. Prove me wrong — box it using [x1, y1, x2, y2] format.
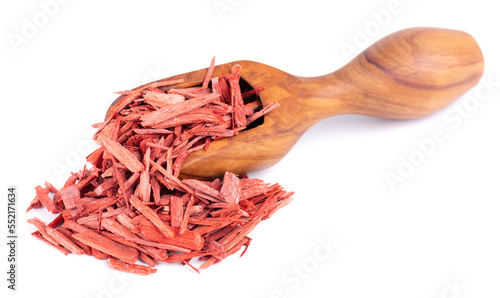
[106, 27, 484, 179]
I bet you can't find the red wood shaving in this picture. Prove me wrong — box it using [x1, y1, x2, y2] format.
[107, 257, 157, 275]
[27, 58, 292, 275]
[34, 186, 57, 213]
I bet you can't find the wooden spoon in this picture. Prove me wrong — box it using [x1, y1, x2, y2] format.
[106, 27, 484, 179]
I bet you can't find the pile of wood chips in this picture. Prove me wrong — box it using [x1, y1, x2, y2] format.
[27, 58, 294, 275]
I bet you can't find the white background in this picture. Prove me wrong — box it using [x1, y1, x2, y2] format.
[1, 0, 499, 297]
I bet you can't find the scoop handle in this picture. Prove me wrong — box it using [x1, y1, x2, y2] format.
[300, 27, 484, 120]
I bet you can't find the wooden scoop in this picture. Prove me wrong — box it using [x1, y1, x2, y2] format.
[106, 27, 484, 179]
